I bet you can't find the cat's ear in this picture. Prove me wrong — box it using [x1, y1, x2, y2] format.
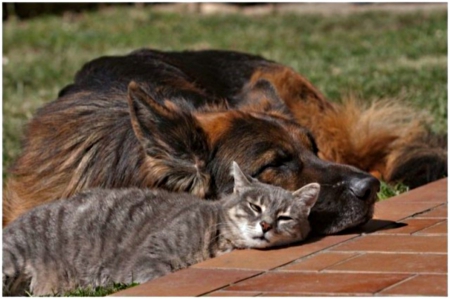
[128, 81, 211, 198]
[234, 79, 290, 115]
[231, 161, 252, 193]
[292, 183, 320, 215]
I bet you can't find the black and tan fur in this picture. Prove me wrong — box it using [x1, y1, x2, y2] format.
[4, 78, 378, 235]
[8, 49, 435, 235]
[65, 48, 446, 186]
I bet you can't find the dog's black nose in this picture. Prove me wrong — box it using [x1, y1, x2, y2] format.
[349, 176, 380, 201]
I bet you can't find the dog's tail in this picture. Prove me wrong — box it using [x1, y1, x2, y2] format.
[308, 96, 447, 188]
[384, 127, 447, 188]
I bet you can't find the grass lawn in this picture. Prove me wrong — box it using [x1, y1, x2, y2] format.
[60, 282, 139, 297]
[3, 5, 447, 195]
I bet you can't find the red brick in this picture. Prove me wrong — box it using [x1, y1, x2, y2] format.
[259, 292, 372, 296]
[204, 290, 261, 296]
[380, 274, 447, 296]
[414, 204, 447, 219]
[110, 268, 260, 296]
[415, 220, 447, 235]
[280, 252, 358, 272]
[374, 218, 443, 235]
[373, 201, 442, 221]
[326, 253, 447, 274]
[193, 234, 356, 271]
[225, 272, 410, 294]
[387, 178, 447, 203]
[330, 235, 447, 253]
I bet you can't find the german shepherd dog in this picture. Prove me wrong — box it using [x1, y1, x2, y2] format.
[65, 49, 446, 187]
[4, 49, 443, 234]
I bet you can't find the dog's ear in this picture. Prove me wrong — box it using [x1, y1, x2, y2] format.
[128, 81, 211, 198]
[234, 79, 291, 116]
[128, 81, 175, 147]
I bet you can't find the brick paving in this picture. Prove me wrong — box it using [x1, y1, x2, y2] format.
[111, 178, 447, 296]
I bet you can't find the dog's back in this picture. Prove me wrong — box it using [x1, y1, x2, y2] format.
[66, 49, 446, 188]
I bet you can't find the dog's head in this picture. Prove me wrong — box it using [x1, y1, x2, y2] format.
[128, 81, 379, 235]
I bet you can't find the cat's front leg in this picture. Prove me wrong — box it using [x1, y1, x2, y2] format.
[215, 247, 234, 257]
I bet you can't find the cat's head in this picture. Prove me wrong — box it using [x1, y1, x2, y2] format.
[222, 162, 320, 249]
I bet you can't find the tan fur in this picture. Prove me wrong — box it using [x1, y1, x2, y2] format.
[4, 178, 65, 226]
[293, 96, 430, 179]
[138, 157, 211, 198]
[3, 91, 140, 225]
[249, 65, 333, 111]
[246, 65, 436, 182]
[194, 111, 236, 146]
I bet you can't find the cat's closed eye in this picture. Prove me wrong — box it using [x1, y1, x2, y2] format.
[277, 215, 293, 222]
[248, 202, 261, 213]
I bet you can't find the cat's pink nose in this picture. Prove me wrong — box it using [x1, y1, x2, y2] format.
[260, 221, 272, 233]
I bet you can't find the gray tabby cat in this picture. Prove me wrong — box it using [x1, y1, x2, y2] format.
[3, 162, 319, 296]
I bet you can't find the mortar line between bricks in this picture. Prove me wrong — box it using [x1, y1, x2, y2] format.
[197, 234, 365, 273]
[203, 263, 293, 295]
[258, 291, 390, 296]
[318, 252, 365, 272]
[373, 232, 446, 236]
[311, 234, 364, 251]
[377, 202, 446, 225]
[358, 202, 446, 235]
[414, 217, 447, 220]
[322, 269, 447, 275]
[197, 271, 266, 297]
[412, 219, 447, 235]
[374, 273, 418, 295]
[329, 250, 447, 255]
[406, 202, 446, 219]
[198, 234, 365, 296]
[268, 234, 364, 272]
[277, 251, 365, 273]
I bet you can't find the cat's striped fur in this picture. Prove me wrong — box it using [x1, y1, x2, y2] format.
[3, 162, 319, 296]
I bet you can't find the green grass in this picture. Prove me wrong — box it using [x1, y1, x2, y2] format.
[60, 282, 139, 297]
[26, 282, 139, 297]
[3, 7, 447, 190]
[377, 181, 409, 201]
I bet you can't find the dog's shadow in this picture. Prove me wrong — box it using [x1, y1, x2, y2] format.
[259, 219, 407, 251]
[335, 219, 407, 236]
[303, 219, 408, 245]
